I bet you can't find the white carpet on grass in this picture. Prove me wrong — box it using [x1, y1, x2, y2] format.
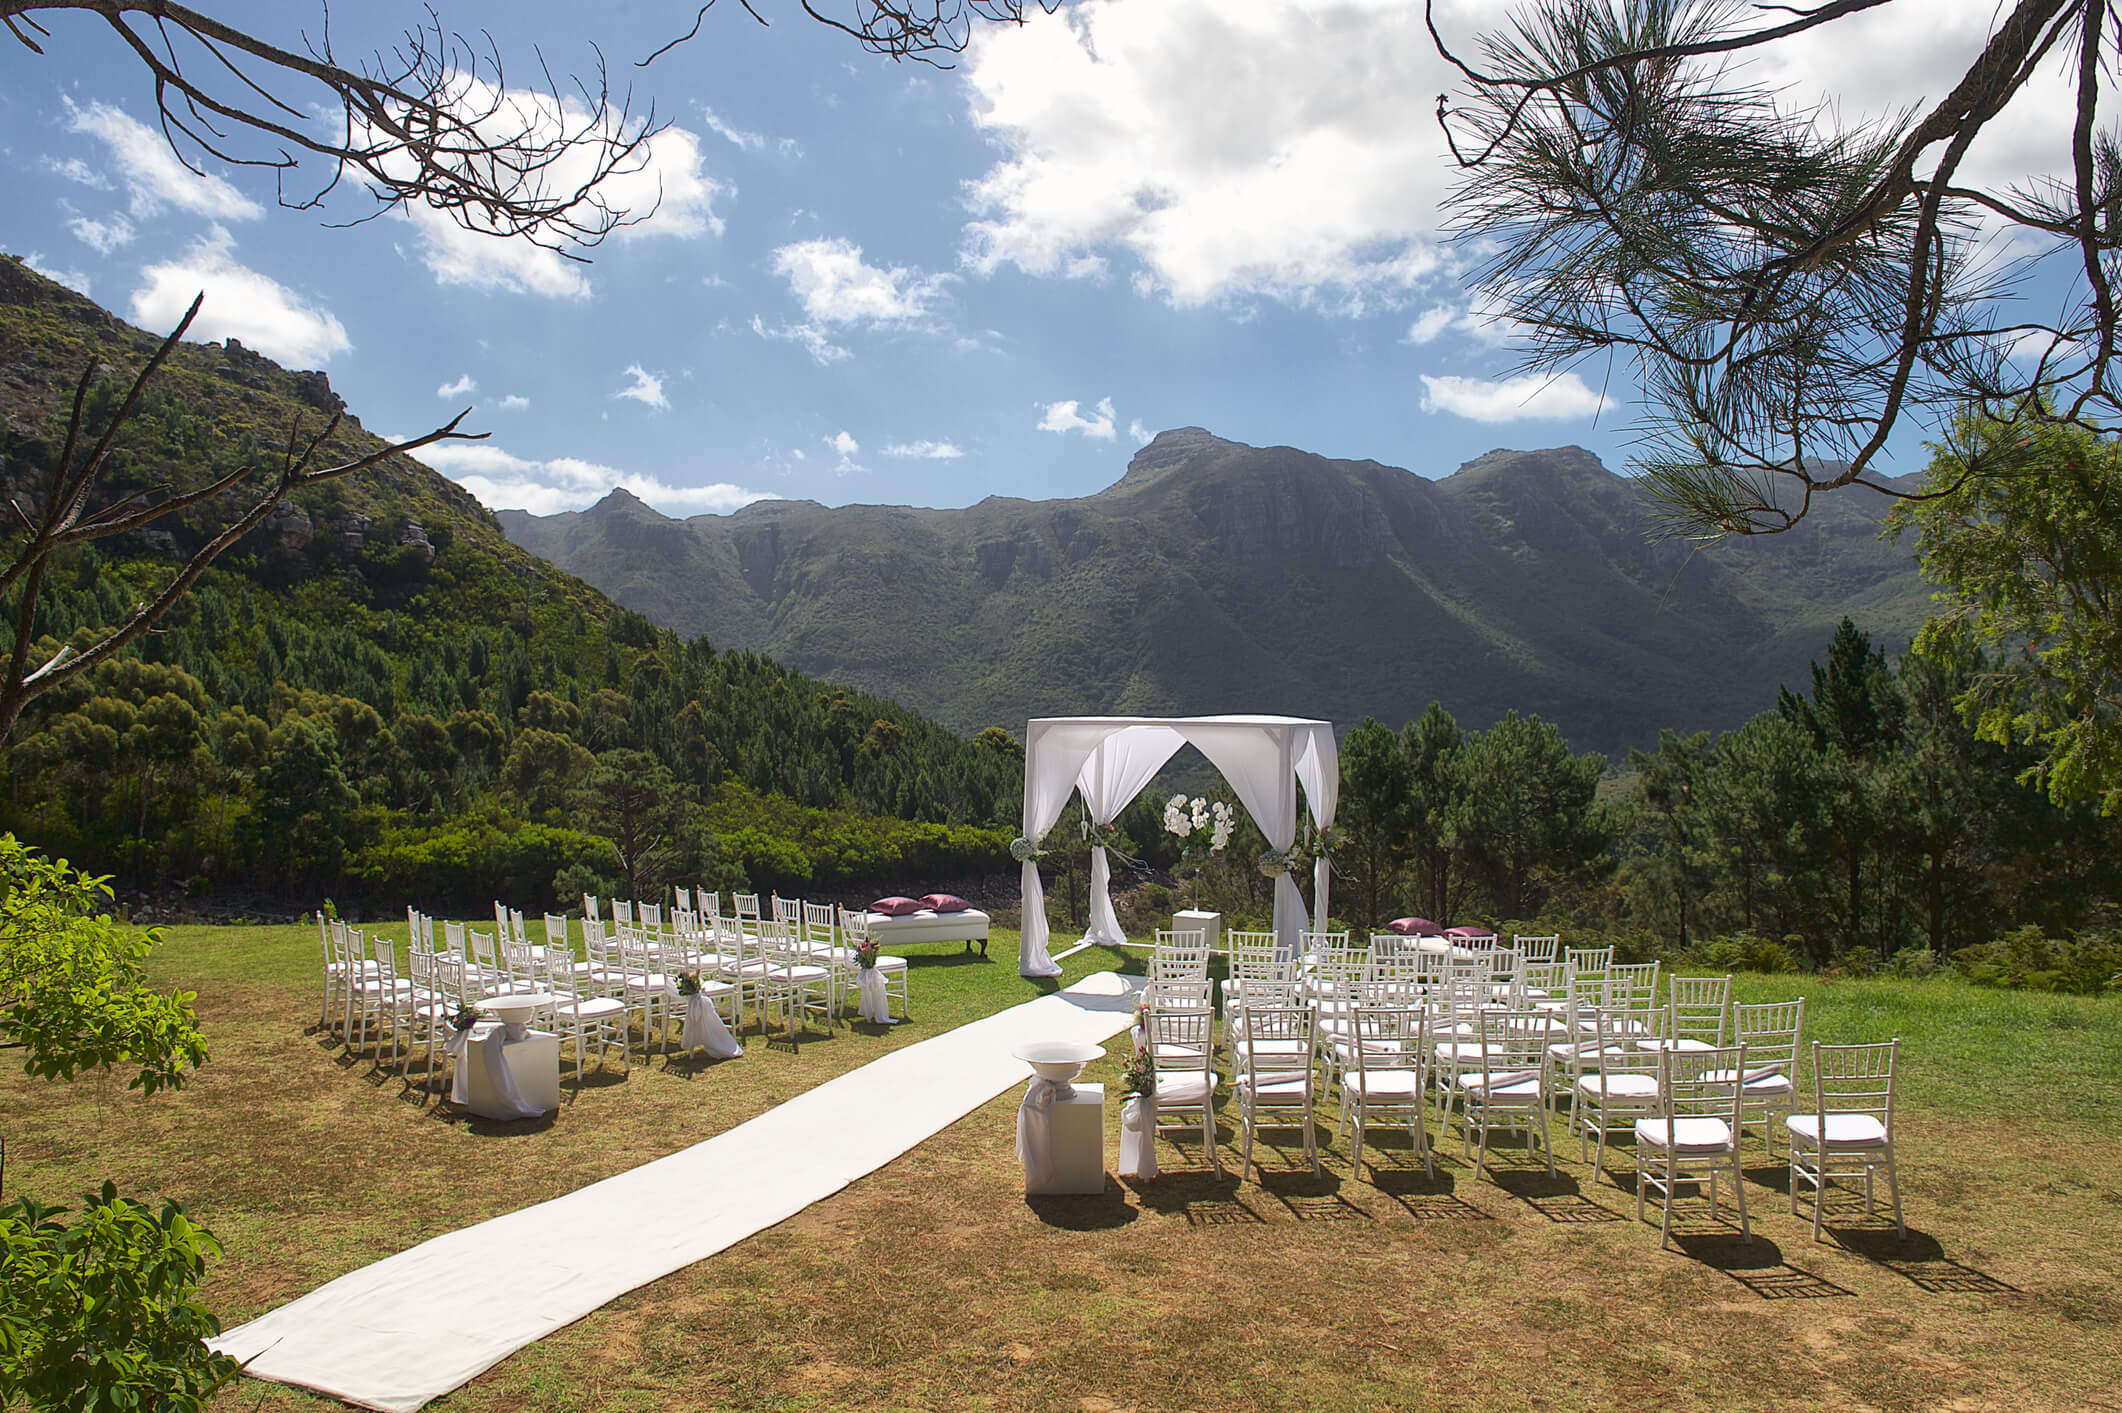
[213, 971, 1142, 1413]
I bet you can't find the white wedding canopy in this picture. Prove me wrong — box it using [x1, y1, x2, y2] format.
[1016, 715, 1339, 977]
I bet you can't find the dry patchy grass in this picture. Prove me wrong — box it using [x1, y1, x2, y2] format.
[2, 925, 2119, 1412]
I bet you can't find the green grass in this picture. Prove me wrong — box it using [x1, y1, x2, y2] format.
[5, 923, 2119, 1412]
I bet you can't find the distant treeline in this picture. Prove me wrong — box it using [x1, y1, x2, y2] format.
[2, 547, 1023, 914]
[1317, 621, 2122, 990]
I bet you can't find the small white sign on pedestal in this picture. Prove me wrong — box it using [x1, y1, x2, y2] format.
[1023, 1081, 1105, 1195]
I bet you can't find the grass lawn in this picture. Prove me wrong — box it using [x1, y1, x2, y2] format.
[5, 922, 2121, 1411]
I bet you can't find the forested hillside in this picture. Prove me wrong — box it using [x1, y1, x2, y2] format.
[0, 257, 1020, 915]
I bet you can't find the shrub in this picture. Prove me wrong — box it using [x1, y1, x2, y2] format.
[0, 1185, 238, 1411]
[1952, 924, 2122, 995]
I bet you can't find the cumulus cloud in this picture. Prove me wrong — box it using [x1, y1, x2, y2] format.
[65, 212, 134, 254]
[437, 374, 478, 399]
[773, 237, 948, 325]
[388, 87, 723, 298]
[961, 0, 1459, 310]
[698, 105, 798, 156]
[1418, 372, 1605, 423]
[882, 439, 964, 459]
[1128, 419, 1152, 445]
[22, 253, 92, 296]
[614, 364, 668, 409]
[825, 430, 864, 475]
[1037, 396, 1117, 439]
[67, 100, 262, 221]
[129, 226, 349, 365]
[493, 393, 531, 411]
[411, 440, 773, 515]
[750, 314, 850, 365]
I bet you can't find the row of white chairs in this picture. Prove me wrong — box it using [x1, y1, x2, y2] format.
[1137, 980, 1901, 1245]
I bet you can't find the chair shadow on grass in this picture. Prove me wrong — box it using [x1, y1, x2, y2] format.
[1026, 1176, 1141, 1231]
[1256, 1167, 1372, 1223]
[1488, 1163, 1629, 1225]
[1670, 1230, 1859, 1301]
[1830, 1225, 2020, 1295]
[1123, 1164, 1267, 1227]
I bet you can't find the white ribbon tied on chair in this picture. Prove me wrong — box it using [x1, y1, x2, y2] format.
[445, 1025, 475, 1105]
[1118, 1093, 1158, 1179]
[1016, 1076, 1074, 1189]
[857, 967, 890, 1024]
[674, 988, 742, 1059]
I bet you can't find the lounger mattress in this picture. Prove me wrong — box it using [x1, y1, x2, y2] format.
[862, 908, 991, 945]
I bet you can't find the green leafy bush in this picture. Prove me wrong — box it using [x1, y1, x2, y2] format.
[0, 1185, 237, 1411]
[1952, 924, 2122, 995]
[1676, 932, 1801, 975]
[348, 811, 615, 913]
[0, 837, 206, 1094]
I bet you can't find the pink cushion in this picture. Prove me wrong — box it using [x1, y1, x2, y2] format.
[1388, 917, 1439, 935]
[920, 893, 970, 914]
[871, 896, 924, 917]
[1445, 926, 1497, 940]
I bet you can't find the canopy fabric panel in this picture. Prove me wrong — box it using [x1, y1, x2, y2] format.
[1016, 715, 1340, 973]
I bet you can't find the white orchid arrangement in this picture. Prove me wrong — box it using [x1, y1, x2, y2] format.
[1163, 794, 1235, 907]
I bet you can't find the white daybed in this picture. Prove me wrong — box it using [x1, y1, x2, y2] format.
[863, 908, 991, 957]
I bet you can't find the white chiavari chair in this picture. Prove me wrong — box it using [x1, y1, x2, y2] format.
[1787, 1039, 1904, 1242]
[1637, 1044, 1751, 1248]
[1231, 1001, 1321, 1179]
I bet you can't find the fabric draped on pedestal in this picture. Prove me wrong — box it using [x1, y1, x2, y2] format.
[1015, 1075, 1076, 1189]
[450, 1021, 541, 1118]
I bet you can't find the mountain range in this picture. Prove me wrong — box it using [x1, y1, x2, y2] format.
[499, 429, 1934, 757]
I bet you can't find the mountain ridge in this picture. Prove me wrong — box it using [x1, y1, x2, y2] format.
[498, 430, 1934, 756]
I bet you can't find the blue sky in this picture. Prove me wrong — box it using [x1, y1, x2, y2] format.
[0, 0, 2074, 517]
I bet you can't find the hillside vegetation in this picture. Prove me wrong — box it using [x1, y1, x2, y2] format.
[502, 428, 1932, 755]
[0, 257, 1020, 913]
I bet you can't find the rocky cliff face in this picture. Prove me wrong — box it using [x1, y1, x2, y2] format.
[495, 429, 1932, 754]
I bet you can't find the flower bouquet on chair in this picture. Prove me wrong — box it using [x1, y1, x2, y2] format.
[1117, 1043, 1159, 1180]
[854, 940, 890, 1023]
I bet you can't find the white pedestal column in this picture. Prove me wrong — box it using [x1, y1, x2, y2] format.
[1024, 1081, 1106, 1195]
[1173, 909, 1222, 952]
[464, 1029, 561, 1118]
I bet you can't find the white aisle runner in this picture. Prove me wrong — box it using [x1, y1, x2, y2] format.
[214, 971, 1141, 1412]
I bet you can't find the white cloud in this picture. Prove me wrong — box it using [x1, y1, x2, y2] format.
[1128, 419, 1152, 446]
[65, 212, 134, 254]
[411, 440, 774, 515]
[493, 393, 531, 411]
[437, 374, 478, 399]
[129, 226, 349, 365]
[1418, 372, 1605, 423]
[21, 253, 92, 296]
[961, 0, 1459, 310]
[750, 314, 851, 365]
[42, 155, 110, 190]
[614, 364, 668, 409]
[66, 100, 262, 222]
[772, 237, 948, 326]
[387, 86, 724, 297]
[882, 439, 964, 459]
[825, 430, 864, 475]
[699, 106, 766, 152]
[1037, 396, 1118, 439]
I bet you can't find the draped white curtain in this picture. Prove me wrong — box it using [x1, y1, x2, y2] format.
[1296, 722, 1340, 933]
[1018, 716, 1340, 969]
[1076, 726, 1188, 947]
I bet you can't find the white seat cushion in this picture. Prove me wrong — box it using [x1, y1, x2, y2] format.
[1635, 1117, 1734, 1152]
[1152, 1071, 1218, 1104]
[1704, 1067, 1797, 1095]
[1577, 1072, 1659, 1099]
[555, 997, 626, 1021]
[1342, 1071, 1422, 1098]
[1238, 1072, 1313, 1098]
[1457, 1072, 1542, 1102]
[1785, 1113, 1889, 1147]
